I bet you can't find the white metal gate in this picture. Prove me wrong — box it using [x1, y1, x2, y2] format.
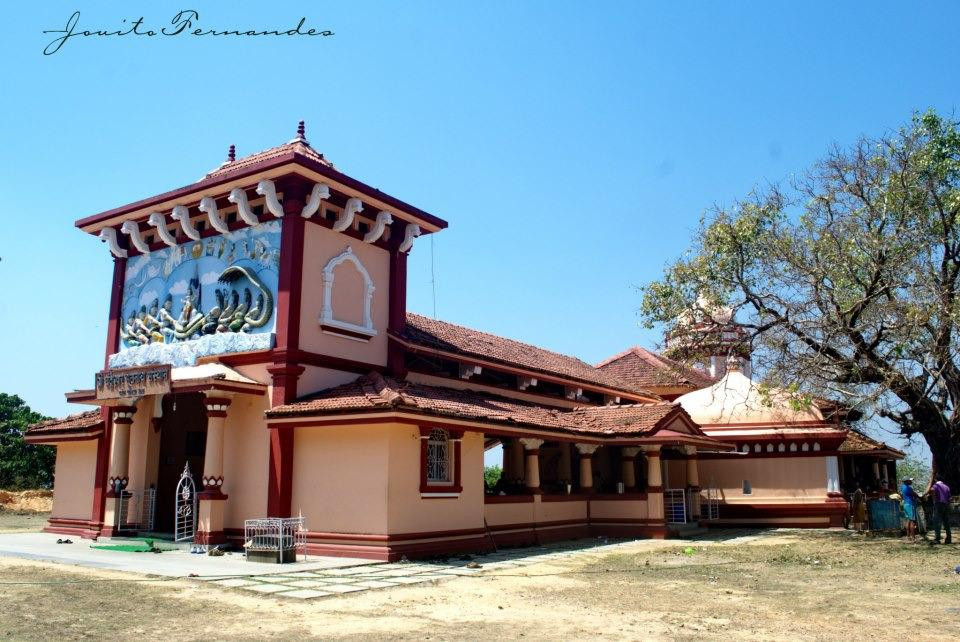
[174, 463, 198, 543]
[116, 488, 156, 532]
[665, 488, 688, 524]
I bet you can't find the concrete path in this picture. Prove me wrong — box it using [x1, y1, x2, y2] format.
[0, 532, 376, 577]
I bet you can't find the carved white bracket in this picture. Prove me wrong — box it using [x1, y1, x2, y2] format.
[334, 197, 363, 232]
[575, 443, 599, 455]
[606, 396, 621, 406]
[120, 221, 151, 254]
[256, 179, 284, 218]
[398, 223, 422, 253]
[99, 227, 127, 258]
[459, 364, 482, 380]
[301, 182, 331, 219]
[518, 438, 544, 451]
[228, 188, 260, 226]
[565, 387, 584, 401]
[319, 246, 378, 338]
[147, 212, 178, 247]
[171, 205, 201, 240]
[364, 210, 393, 243]
[518, 377, 537, 391]
[199, 197, 229, 234]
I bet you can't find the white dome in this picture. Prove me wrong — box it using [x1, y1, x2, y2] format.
[675, 370, 824, 425]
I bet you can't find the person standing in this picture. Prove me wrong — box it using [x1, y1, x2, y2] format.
[900, 477, 921, 541]
[929, 476, 953, 545]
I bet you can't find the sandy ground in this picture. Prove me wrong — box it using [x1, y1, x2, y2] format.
[0, 525, 958, 640]
[0, 490, 53, 513]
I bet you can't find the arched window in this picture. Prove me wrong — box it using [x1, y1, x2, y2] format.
[427, 429, 451, 483]
[319, 246, 377, 339]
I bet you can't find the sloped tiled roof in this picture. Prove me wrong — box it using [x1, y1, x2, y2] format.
[400, 314, 655, 398]
[204, 137, 334, 180]
[25, 410, 104, 441]
[267, 372, 688, 438]
[839, 428, 906, 458]
[596, 346, 714, 391]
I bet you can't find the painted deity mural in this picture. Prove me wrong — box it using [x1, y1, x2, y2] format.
[108, 221, 282, 368]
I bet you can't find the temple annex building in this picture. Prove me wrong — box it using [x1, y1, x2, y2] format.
[26, 125, 904, 559]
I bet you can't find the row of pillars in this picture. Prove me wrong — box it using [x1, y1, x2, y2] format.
[502, 438, 680, 493]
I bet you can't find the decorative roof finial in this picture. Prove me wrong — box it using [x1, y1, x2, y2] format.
[297, 120, 306, 139]
[227, 144, 236, 163]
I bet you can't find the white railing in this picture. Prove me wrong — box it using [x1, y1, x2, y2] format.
[665, 489, 687, 524]
[115, 489, 156, 532]
[244, 517, 307, 563]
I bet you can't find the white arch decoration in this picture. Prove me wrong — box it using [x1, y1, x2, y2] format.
[319, 246, 377, 338]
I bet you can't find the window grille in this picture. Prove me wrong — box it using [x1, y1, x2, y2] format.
[427, 428, 451, 483]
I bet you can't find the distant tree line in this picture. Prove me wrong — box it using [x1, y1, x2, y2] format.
[0, 394, 55, 490]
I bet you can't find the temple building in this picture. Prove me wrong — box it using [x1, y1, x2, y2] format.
[26, 124, 898, 557]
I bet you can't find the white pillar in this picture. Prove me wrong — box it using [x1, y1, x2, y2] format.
[644, 446, 664, 521]
[576, 444, 599, 491]
[519, 438, 544, 490]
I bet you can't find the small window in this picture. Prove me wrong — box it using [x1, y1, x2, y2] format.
[742, 479, 752, 495]
[426, 428, 451, 483]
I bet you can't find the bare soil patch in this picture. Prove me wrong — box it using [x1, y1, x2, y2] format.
[0, 530, 958, 640]
[0, 490, 53, 513]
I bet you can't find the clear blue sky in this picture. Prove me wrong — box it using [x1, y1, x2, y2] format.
[2, 2, 957, 460]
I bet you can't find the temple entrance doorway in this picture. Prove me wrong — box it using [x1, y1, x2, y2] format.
[153, 392, 208, 533]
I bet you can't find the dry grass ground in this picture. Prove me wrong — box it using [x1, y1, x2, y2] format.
[0, 523, 958, 641]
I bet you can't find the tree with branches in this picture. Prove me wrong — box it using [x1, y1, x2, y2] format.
[641, 110, 960, 489]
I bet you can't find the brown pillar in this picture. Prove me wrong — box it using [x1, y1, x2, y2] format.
[197, 396, 230, 546]
[107, 405, 136, 495]
[621, 447, 640, 490]
[576, 444, 599, 492]
[686, 447, 700, 520]
[644, 446, 664, 522]
[519, 438, 544, 491]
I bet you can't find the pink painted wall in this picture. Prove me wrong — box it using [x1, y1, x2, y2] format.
[386, 426, 485, 534]
[699, 456, 829, 503]
[299, 224, 390, 366]
[291, 423, 391, 534]
[221, 393, 271, 528]
[127, 401, 160, 492]
[51, 441, 97, 520]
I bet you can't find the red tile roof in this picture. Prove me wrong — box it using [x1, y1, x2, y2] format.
[267, 372, 693, 439]
[24, 410, 104, 441]
[839, 428, 906, 458]
[596, 346, 714, 391]
[204, 138, 334, 180]
[400, 314, 656, 398]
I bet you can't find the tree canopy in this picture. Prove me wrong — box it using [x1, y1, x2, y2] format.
[641, 110, 960, 489]
[0, 394, 54, 490]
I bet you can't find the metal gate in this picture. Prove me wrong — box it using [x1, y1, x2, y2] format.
[702, 486, 720, 521]
[665, 488, 688, 524]
[116, 488, 157, 532]
[174, 463, 198, 543]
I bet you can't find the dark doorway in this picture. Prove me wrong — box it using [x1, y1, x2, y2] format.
[154, 392, 208, 533]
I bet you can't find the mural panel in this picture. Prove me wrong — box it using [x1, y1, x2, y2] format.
[108, 221, 281, 368]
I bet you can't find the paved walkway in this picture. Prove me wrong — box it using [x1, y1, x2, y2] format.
[197, 537, 698, 600]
